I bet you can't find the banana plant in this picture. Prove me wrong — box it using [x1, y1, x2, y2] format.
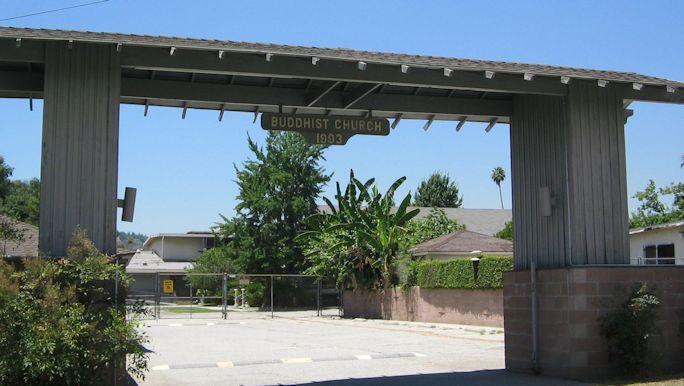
[299, 170, 419, 289]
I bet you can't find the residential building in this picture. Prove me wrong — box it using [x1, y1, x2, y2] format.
[0, 214, 39, 263]
[629, 220, 684, 265]
[410, 230, 513, 260]
[125, 231, 215, 295]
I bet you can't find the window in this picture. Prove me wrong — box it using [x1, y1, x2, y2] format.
[642, 244, 675, 265]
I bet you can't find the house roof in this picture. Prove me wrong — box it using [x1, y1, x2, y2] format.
[410, 207, 511, 236]
[629, 220, 684, 235]
[125, 250, 192, 273]
[0, 27, 682, 89]
[142, 232, 213, 249]
[410, 230, 513, 255]
[0, 215, 39, 258]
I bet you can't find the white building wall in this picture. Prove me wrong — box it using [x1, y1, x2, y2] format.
[629, 226, 684, 265]
[146, 237, 208, 261]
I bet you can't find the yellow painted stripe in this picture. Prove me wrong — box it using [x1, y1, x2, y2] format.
[281, 357, 312, 364]
[216, 361, 234, 368]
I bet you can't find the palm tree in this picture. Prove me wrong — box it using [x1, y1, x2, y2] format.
[491, 166, 506, 209]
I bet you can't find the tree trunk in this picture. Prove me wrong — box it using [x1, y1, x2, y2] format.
[498, 185, 504, 209]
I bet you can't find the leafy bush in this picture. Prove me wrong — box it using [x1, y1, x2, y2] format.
[494, 221, 513, 241]
[414, 256, 513, 289]
[599, 283, 660, 377]
[245, 281, 266, 307]
[0, 227, 148, 385]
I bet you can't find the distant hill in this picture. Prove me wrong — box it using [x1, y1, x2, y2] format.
[117, 231, 147, 250]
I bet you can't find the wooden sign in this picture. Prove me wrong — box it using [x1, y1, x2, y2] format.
[162, 279, 174, 294]
[239, 275, 251, 285]
[261, 113, 390, 145]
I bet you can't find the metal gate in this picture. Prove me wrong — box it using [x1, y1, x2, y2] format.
[126, 273, 341, 320]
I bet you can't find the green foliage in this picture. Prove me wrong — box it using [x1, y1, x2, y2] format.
[0, 230, 148, 385]
[0, 216, 26, 256]
[599, 283, 660, 377]
[186, 247, 239, 296]
[413, 172, 463, 208]
[413, 256, 513, 289]
[494, 221, 513, 241]
[491, 166, 506, 209]
[399, 208, 465, 250]
[245, 281, 266, 307]
[0, 179, 40, 226]
[630, 180, 684, 228]
[301, 171, 419, 289]
[0, 156, 12, 201]
[215, 132, 330, 274]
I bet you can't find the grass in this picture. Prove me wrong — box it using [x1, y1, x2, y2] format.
[161, 306, 220, 314]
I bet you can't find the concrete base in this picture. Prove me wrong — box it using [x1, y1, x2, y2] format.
[344, 288, 503, 327]
[504, 267, 684, 380]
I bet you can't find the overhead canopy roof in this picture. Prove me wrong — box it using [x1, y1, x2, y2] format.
[0, 27, 682, 125]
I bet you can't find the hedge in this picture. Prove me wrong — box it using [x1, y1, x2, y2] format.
[415, 255, 513, 289]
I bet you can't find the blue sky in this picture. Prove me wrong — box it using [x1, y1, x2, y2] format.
[0, 0, 682, 235]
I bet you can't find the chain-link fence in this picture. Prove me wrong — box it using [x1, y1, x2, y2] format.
[126, 273, 341, 320]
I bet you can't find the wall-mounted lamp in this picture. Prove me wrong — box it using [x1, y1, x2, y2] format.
[471, 250, 482, 282]
[539, 186, 555, 217]
[117, 187, 137, 222]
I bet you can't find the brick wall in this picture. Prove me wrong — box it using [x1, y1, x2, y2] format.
[504, 267, 684, 380]
[344, 287, 503, 327]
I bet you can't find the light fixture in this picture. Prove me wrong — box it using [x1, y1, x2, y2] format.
[523, 73, 534, 81]
[401, 64, 410, 74]
[357, 61, 368, 71]
[560, 76, 571, 84]
[265, 53, 274, 62]
[632, 82, 643, 91]
[169, 46, 176, 56]
[443, 68, 453, 77]
[312, 57, 320, 65]
[485, 70, 495, 79]
[597, 79, 609, 88]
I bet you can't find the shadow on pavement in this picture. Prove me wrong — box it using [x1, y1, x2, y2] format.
[286, 370, 590, 386]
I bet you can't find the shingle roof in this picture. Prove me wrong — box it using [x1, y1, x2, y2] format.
[125, 250, 192, 274]
[0, 26, 682, 88]
[410, 207, 511, 236]
[410, 230, 513, 255]
[0, 215, 39, 258]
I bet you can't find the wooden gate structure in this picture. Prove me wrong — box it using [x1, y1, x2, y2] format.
[0, 27, 682, 379]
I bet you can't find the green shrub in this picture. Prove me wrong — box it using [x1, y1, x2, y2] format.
[245, 281, 266, 307]
[599, 283, 660, 377]
[414, 256, 513, 289]
[0, 228, 148, 385]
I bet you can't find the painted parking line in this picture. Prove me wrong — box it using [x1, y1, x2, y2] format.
[151, 352, 427, 371]
[281, 357, 313, 364]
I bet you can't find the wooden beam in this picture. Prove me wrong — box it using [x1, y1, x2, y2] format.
[119, 77, 512, 118]
[0, 38, 45, 62]
[0, 70, 43, 92]
[344, 83, 381, 109]
[120, 45, 567, 96]
[306, 81, 340, 107]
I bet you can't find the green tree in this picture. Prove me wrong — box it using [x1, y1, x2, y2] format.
[0, 156, 13, 202]
[0, 178, 40, 226]
[630, 179, 684, 228]
[215, 132, 330, 274]
[186, 247, 239, 296]
[494, 221, 513, 241]
[301, 171, 419, 289]
[413, 172, 463, 208]
[491, 166, 506, 209]
[400, 208, 465, 250]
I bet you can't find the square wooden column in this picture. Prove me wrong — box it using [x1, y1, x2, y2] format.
[39, 42, 120, 256]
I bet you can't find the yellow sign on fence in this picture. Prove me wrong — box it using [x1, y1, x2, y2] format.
[162, 279, 174, 294]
